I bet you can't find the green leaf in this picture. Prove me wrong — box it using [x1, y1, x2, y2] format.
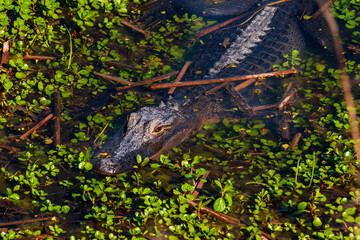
[344, 207, 356, 215]
[316, 64, 326, 72]
[313, 216, 322, 227]
[298, 202, 308, 210]
[213, 197, 226, 212]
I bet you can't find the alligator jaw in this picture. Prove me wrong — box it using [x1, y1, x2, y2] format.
[92, 102, 190, 175]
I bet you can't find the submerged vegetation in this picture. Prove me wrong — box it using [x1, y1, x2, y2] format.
[0, 0, 359, 239]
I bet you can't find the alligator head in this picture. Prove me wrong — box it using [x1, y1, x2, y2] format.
[92, 101, 203, 175]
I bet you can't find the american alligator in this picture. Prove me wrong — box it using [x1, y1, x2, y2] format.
[92, 0, 333, 175]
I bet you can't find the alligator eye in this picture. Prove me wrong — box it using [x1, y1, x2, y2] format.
[152, 125, 165, 134]
[151, 125, 172, 135]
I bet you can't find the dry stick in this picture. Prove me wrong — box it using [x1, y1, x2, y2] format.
[119, 71, 179, 90]
[281, 120, 290, 139]
[106, 61, 147, 72]
[20, 114, 54, 139]
[195, 0, 291, 38]
[234, 78, 256, 91]
[253, 98, 307, 112]
[168, 61, 192, 94]
[13, 106, 39, 120]
[278, 88, 297, 110]
[290, 133, 302, 150]
[195, 9, 257, 38]
[186, 199, 243, 225]
[151, 69, 297, 90]
[121, 19, 150, 40]
[53, 91, 61, 146]
[94, 72, 134, 85]
[1, 40, 10, 67]
[0, 144, 20, 153]
[252, 103, 279, 111]
[0, 217, 55, 227]
[348, 44, 360, 54]
[192, 170, 210, 200]
[23, 55, 55, 61]
[316, 0, 360, 167]
[205, 82, 228, 95]
[206, 77, 279, 95]
[311, 0, 336, 20]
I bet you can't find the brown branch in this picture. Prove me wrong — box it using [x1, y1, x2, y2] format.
[119, 71, 179, 90]
[310, 0, 336, 20]
[281, 120, 290, 139]
[106, 61, 147, 72]
[12, 106, 39, 120]
[168, 61, 192, 94]
[0, 217, 55, 227]
[234, 78, 256, 91]
[316, 0, 360, 166]
[192, 170, 210, 200]
[278, 88, 297, 110]
[205, 82, 228, 95]
[186, 199, 242, 225]
[1, 40, 10, 67]
[94, 72, 134, 85]
[195, 10, 257, 38]
[20, 114, 54, 139]
[290, 133, 302, 150]
[53, 91, 61, 146]
[121, 19, 150, 40]
[196, 0, 291, 38]
[23, 55, 55, 61]
[151, 69, 297, 90]
[347, 44, 360, 54]
[0, 144, 20, 154]
[252, 103, 279, 111]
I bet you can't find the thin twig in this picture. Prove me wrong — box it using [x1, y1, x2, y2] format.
[234, 78, 256, 91]
[121, 19, 150, 39]
[53, 91, 61, 146]
[13, 106, 39, 120]
[20, 114, 54, 139]
[0, 217, 56, 227]
[252, 103, 279, 111]
[290, 133, 302, 150]
[192, 170, 210, 200]
[310, 0, 336, 20]
[119, 71, 179, 90]
[186, 199, 242, 225]
[23, 55, 55, 61]
[205, 82, 228, 95]
[94, 72, 133, 85]
[106, 61, 147, 72]
[151, 69, 297, 90]
[195, 10, 257, 38]
[278, 88, 297, 110]
[168, 61, 192, 94]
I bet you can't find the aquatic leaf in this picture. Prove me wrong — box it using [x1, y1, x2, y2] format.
[213, 197, 226, 212]
[313, 216, 322, 227]
[344, 207, 356, 215]
[316, 64, 325, 72]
